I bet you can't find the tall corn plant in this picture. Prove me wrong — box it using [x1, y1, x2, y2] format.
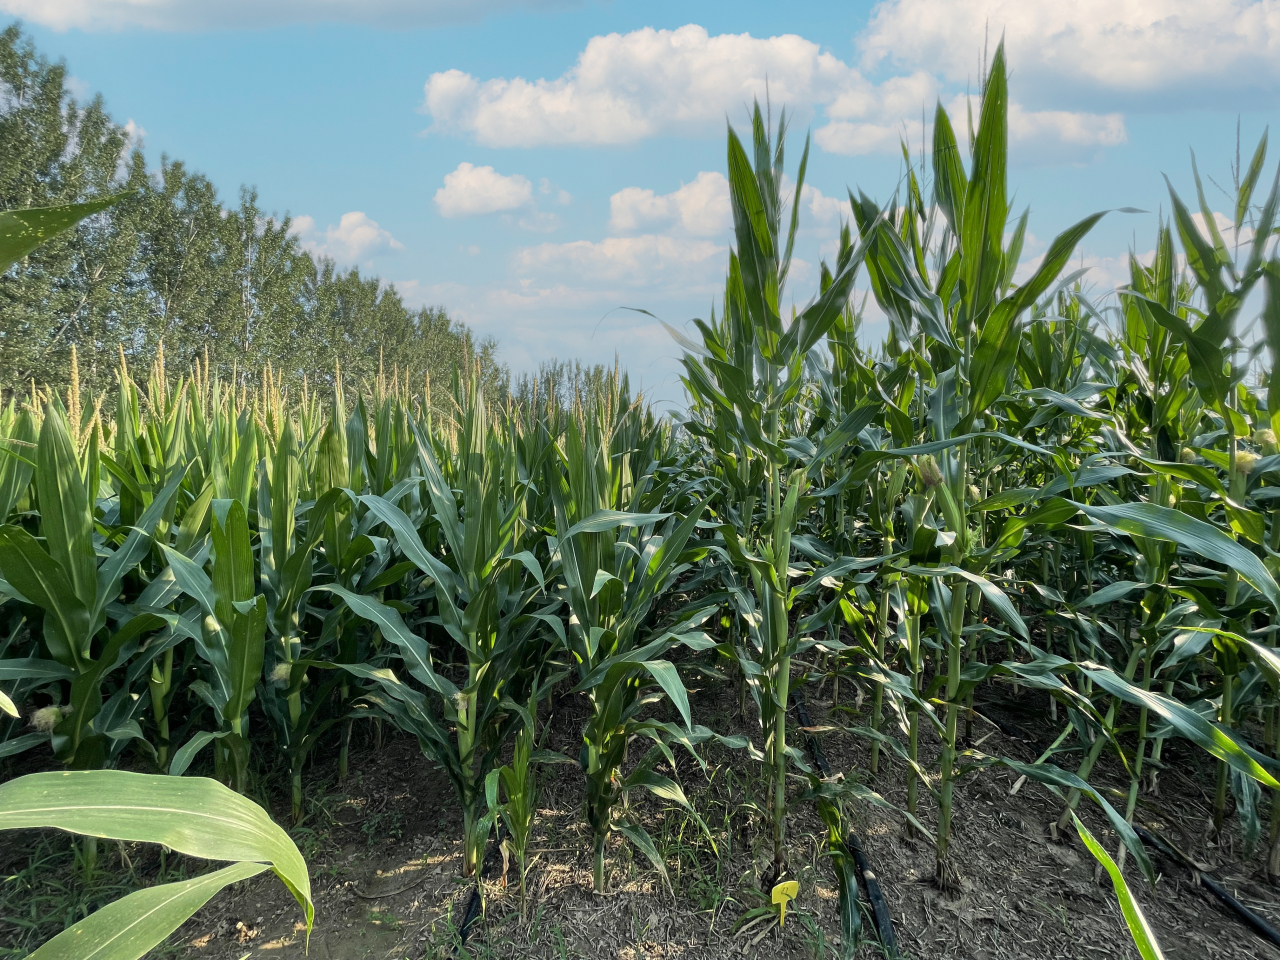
[254, 405, 347, 820]
[546, 396, 712, 893]
[325, 372, 552, 876]
[158, 500, 266, 792]
[0, 404, 187, 767]
[0, 402, 188, 871]
[676, 104, 873, 875]
[848, 43, 1113, 883]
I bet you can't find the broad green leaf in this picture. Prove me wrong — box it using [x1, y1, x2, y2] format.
[1072, 581, 1149, 610]
[0, 525, 92, 669]
[642, 659, 691, 729]
[590, 569, 620, 599]
[0, 771, 312, 930]
[560, 508, 670, 541]
[358, 494, 460, 606]
[28, 862, 269, 960]
[0, 657, 75, 680]
[1072, 814, 1165, 960]
[1236, 130, 1268, 233]
[622, 767, 690, 808]
[1081, 662, 1280, 788]
[615, 819, 671, 892]
[167, 731, 230, 777]
[829, 842, 861, 958]
[932, 100, 968, 236]
[313, 584, 459, 699]
[1071, 501, 1280, 612]
[0, 732, 46, 758]
[35, 406, 97, 613]
[0, 194, 130, 272]
[0, 408, 36, 521]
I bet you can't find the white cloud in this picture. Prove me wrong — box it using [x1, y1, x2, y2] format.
[64, 75, 92, 100]
[434, 162, 533, 218]
[122, 118, 146, 146]
[2, 0, 570, 31]
[1005, 101, 1126, 148]
[517, 209, 561, 233]
[860, 0, 1280, 100]
[290, 211, 402, 262]
[424, 25, 920, 148]
[516, 235, 725, 287]
[818, 95, 1125, 160]
[115, 118, 146, 176]
[607, 172, 849, 241]
[423, 23, 1127, 159]
[609, 172, 731, 237]
[800, 184, 848, 224]
[1191, 209, 1268, 250]
[539, 179, 574, 206]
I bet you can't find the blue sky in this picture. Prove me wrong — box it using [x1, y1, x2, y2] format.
[9, 1, 1279, 406]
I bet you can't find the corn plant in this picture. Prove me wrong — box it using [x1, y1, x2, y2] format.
[0, 405, 185, 772]
[0, 770, 312, 960]
[325, 372, 553, 876]
[675, 103, 876, 877]
[485, 674, 564, 917]
[546, 395, 711, 893]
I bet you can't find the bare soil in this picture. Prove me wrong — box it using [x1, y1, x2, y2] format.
[151, 676, 1280, 960]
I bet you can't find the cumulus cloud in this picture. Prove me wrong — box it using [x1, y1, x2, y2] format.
[516, 235, 725, 287]
[607, 171, 850, 240]
[800, 184, 848, 224]
[609, 172, 731, 237]
[1191, 209, 1271, 251]
[859, 0, 1280, 103]
[817, 94, 1125, 160]
[539, 179, 573, 205]
[434, 162, 533, 218]
[1, 0, 572, 31]
[424, 25, 924, 148]
[290, 211, 402, 262]
[422, 24, 1128, 159]
[517, 209, 561, 233]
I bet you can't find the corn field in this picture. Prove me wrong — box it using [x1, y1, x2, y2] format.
[6, 42, 1280, 958]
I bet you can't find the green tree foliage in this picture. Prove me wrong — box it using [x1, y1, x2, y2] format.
[0, 24, 504, 402]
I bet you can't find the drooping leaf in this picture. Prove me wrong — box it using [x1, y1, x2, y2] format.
[1072, 814, 1166, 960]
[0, 771, 312, 931]
[1071, 501, 1280, 612]
[0, 194, 130, 273]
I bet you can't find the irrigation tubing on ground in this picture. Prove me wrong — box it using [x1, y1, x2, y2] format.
[453, 822, 508, 957]
[1132, 823, 1280, 950]
[792, 692, 899, 958]
[975, 698, 1280, 950]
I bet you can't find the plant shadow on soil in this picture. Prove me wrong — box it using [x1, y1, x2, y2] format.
[3, 674, 1280, 960]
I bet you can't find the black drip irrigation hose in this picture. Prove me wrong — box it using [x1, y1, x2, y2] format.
[1132, 823, 1280, 950]
[453, 822, 508, 957]
[968, 698, 1280, 949]
[792, 693, 899, 958]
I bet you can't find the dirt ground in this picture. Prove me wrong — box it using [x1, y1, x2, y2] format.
[123, 675, 1280, 960]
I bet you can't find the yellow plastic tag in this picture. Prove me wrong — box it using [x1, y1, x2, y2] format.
[771, 880, 799, 926]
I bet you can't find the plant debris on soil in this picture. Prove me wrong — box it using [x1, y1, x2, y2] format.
[4, 674, 1270, 960]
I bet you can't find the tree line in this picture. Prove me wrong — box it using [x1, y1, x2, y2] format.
[0, 23, 508, 404]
